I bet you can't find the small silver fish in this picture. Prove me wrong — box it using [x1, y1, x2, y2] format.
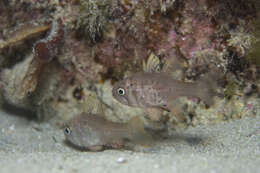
[112, 72, 217, 121]
[64, 113, 152, 151]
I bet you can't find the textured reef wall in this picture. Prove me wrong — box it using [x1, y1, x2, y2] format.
[0, 0, 259, 129]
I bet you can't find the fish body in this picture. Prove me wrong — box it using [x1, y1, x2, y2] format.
[64, 113, 151, 151]
[112, 72, 216, 110]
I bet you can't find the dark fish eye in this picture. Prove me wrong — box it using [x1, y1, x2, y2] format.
[117, 88, 125, 95]
[64, 127, 71, 134]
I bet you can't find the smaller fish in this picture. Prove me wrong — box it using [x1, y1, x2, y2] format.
[64, 113, 152, 151]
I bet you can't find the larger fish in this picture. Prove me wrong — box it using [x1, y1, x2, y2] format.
[112, 72, 217, 121]
[64, 113, 152, 151]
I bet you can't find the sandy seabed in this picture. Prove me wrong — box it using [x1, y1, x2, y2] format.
[0, 109, 259, 173]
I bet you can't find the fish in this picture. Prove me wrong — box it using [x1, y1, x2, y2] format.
[112, 71, 218, 122]
[64, 113, 152, 151]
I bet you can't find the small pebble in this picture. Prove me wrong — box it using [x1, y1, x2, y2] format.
[154, 164, 159, 168]
[9, 124, 15, 131]
[116, 157, 126, 163]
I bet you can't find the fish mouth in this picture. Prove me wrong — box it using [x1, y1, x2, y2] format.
[112, 88, 117, 98]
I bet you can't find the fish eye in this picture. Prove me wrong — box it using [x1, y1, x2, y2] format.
[64, 127, 71, 135]
[117, 88, 125, 95]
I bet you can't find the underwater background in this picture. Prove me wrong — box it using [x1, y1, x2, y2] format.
[0, 0, 259, 172]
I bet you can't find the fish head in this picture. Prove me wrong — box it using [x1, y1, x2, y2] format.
[64, 117, 102, 148]
[112, 79, 132, 106]
[112, 74, 157, 108]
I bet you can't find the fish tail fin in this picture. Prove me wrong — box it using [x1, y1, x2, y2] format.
[196, 69, 220, 106]
[127, 116, 153, 143]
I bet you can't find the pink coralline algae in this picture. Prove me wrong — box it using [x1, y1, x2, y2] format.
[64, 0, 258, 84]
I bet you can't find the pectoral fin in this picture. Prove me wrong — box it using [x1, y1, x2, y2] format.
[127, 116, 153, 144]
[144, 107, 164, 121]
[166, 100, 186, 123]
